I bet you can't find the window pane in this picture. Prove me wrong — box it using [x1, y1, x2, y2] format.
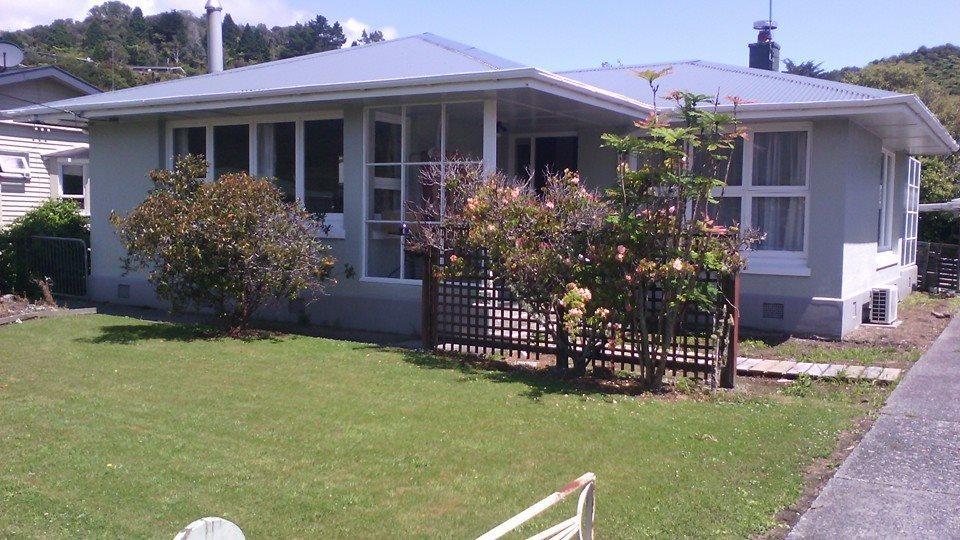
[173, 126, 206, 161]
[372, 108, 402, 164]
[514, 138, 531, 178]
[709, 196, 741, 227]
[304, 119, 344, 214]
[727, 138, 743, 186]
[692, 139, 741, 185]
[404, 241, 426, 280]
[534, 136, 578, 192]
[256, 122, 296, 203]
[752, 131, 806, 186]
[61, 165, 84, 195]
[405, 165, 441, 222]
[366, 223, 403, 278]
[213, 124, 249, 178]
[368, 165, 401, 220]
[445, 102, 484, 161]
[407, 104, 442, 162]
[752, 197, 805, 251]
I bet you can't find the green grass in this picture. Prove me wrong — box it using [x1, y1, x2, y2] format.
[0, 315, 879, 538]
[739, 339, 919, 365]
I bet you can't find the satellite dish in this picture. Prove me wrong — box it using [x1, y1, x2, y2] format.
[0, 42, 24, 71]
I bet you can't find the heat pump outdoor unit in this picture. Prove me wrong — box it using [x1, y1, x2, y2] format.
[869, 285, 899, 325]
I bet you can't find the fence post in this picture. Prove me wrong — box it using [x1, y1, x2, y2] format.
[719, 273, 740, 389]
[421, 248, 437, 351]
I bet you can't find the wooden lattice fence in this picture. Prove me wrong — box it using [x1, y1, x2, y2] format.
[917, 241, 959, 293]
[421, 228, 740, 388]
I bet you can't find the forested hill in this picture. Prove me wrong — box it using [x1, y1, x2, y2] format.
[0, 0, 386, 92]
[872, 44, 960, 95]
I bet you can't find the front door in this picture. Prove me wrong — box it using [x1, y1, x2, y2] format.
[513, 135, 578, 193]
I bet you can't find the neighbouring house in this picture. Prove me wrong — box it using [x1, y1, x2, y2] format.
[4, 22, 957, 338]
[0, 63, 101, 226]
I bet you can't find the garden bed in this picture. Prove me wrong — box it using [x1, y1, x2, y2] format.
[741, 292, 959, 370]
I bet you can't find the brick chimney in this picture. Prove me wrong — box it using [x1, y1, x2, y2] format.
[748, 20, 780, 71]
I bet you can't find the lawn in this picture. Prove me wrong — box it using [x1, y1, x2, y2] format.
[0, 315, 880, 538]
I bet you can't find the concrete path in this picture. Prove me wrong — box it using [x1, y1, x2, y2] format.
[738, 357, 901, 382]
[789, 315, 960, 539]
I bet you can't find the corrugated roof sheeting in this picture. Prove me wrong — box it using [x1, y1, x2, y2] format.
[561, 61, 901, 107]
[14, 34, 526, 112]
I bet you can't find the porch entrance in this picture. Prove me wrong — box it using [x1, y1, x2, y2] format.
[512, 135, 578, 192]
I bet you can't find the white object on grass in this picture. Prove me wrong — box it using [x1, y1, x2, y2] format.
[173, 517, 244, 540]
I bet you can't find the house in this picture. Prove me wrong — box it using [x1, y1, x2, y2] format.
[0, 62, 101, 226]
[4, 22, 956, 338]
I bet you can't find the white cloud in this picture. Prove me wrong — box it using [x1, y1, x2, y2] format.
[341, 17, 398, 46]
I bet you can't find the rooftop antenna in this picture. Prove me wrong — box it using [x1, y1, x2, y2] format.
[0, 41, 25, 72]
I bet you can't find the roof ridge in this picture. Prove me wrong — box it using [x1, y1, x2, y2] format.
[558, 60, 700, 74]
[70, 35, 426, 100]
[417, 33, 517, 69]
[689, 60, 898, 99]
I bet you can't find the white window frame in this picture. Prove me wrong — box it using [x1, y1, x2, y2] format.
[877, 149, 896, 254]
[57, 159, 90, 215]
[361, 100, 493, 284]
[0, 151, 31, 180]
[165, 110, 345, 238]
[902, 157, 921, 267]
[715, 122, 812, 276]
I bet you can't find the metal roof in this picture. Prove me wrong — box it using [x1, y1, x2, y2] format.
[560, 60, 901, 108]
[0, 65, 101, 96]
[6, 34, 526, 115]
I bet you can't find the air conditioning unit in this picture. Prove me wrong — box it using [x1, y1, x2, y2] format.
[869, 285, 899, 325]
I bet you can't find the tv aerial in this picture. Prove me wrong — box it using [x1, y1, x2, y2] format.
[0, 42, 25, 72]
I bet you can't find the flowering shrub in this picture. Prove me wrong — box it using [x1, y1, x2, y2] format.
[111, 156, 336, 336]
[413, 75, 756, 387]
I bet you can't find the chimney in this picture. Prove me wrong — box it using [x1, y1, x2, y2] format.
[748, 19, 780, 71]
[205, 0, 224, 73]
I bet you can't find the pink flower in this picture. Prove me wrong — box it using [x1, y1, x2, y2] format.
[672, 258, 683, 271]
[616, 245, 627, 262]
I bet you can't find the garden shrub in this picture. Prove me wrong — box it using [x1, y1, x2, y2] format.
[0, 200, 89, 297]
[413, 76, 757, 389]
[111, 155, 336, 336]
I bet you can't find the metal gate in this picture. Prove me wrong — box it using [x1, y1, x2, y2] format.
[30, 236, 89, 297]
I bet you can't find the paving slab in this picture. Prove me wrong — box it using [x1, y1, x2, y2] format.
[737, 358, 761, 371]
[790, 477, 960, 539]
[841, 364, 866, 380]
[820, 364, 845, 378]
[790, 315, 960, 538]
[787, 362, 815, 375]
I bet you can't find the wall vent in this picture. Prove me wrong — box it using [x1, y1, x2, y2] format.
[869, 286, 899, 325]
[117, 283, 130, 299]
[762, 302, 784, 320]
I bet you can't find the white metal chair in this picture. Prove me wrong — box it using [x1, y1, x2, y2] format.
[477, 472, 595, 540]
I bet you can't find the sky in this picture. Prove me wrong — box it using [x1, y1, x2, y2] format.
[4, 0, 959, 71]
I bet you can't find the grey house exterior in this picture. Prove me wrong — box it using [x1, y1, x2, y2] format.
[6, 34, 957, 337]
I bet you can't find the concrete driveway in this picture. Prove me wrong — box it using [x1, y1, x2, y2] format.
[790, 315, 960, 538]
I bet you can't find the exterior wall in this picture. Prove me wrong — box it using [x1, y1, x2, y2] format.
[86, 109, 918, 340]
[88, 109, 423, 337]
[0, 121, 87, 227]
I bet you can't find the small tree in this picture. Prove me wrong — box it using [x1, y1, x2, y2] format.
[111, 156, 336, 336]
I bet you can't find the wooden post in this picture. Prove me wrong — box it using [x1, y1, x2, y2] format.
[719, 273, 740, 389]
[421, 248, 437, 350]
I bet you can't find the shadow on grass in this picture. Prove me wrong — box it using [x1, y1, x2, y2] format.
[386, 345, 656, 400]
[76, 322, 282, 345]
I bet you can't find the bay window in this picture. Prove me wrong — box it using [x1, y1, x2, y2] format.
[363, 102, 485, 282]
[166, 112, 344, 237]
[713, 124, 811, 275]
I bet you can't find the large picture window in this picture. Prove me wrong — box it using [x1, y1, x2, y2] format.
[363, 102, 484, 282]
[166, 112, 344, 237]
[713, 124, 811, 275]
